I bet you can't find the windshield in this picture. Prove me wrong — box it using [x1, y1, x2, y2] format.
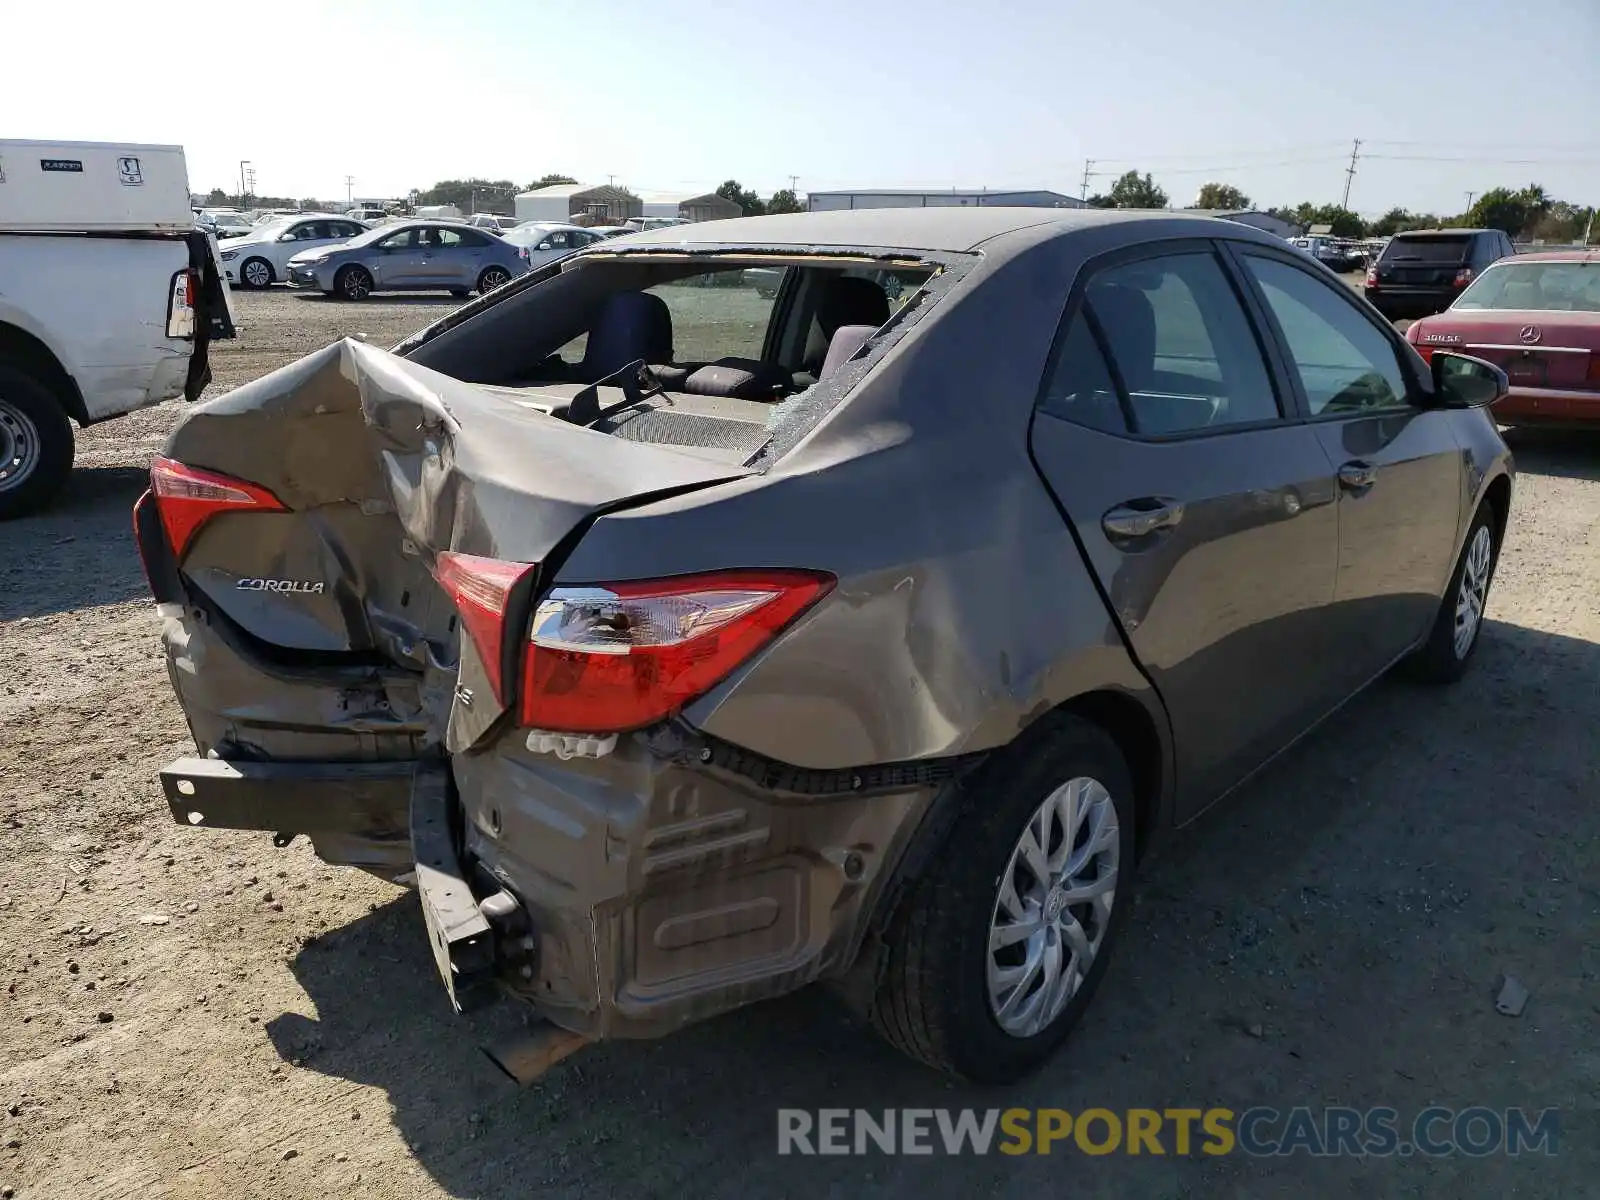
[1454, 261, 1600, 312]
[502, 224, 567, 246]
[1381, 235, 1471, 265]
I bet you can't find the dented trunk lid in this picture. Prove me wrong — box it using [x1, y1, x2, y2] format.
[161, 338, 752, 741]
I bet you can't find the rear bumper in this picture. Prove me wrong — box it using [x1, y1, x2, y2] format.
[1365, 287, 1458, 319]
[1492, 386, 1600, 426]
[157, 723, 947, 1041]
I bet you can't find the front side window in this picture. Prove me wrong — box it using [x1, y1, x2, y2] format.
[1242, 255, 1411, 415]
[378, 228, 418, 250]
[1081, 252, 1280, 434]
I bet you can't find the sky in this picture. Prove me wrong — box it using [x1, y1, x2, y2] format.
[5, 0, 1597, 217]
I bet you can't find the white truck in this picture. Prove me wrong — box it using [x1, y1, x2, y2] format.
[0, 139, 234, 518]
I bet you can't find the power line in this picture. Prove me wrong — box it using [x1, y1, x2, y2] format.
[1363, 153, 1600, 165]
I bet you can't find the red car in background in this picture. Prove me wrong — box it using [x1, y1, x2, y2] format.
[1406, 250, 1600, 427]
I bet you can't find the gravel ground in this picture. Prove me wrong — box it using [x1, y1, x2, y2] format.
[0, 287, 1596, 1198]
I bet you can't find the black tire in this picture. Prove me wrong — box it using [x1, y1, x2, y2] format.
[1401, 502, 1500, 684]
[239, 257, 275, 289]
[0, 362, 76, 520]
[335, 265, 374, 301]
[477, 266, 511, 295]
[867, 714, 1137, 1082]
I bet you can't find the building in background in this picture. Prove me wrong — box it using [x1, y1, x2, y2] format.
[807, 188, 1085, 211]
[635, 190, 743, 222]
[514, 183, 642, 224]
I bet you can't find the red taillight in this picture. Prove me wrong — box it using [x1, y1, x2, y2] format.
[519, 569, 835, 733]
[166, 269, 200, 338]
[1414, 346, 1435, 363]
[148, 456, 285, 557]
[1453, 267, 1474, 288]
[433, 552, 536, 706]
[1365, 265, 1378, 287]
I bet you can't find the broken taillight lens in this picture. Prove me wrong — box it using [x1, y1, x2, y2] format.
[520, 569, 835, 733]
[166, 269, 200, 339]
[148, 456, 286, 558]
[1365, 265, 1378, 287]
[433, 552, 537, 706]
[1453, 266, 1474, 288]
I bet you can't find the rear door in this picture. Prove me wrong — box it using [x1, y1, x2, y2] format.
[1027, 241, 1341, 812]
[1232, 246, 1464, 683]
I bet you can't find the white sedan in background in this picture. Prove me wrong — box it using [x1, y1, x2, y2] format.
[499, 222, 610, 269]
[217, 214, 371, 289]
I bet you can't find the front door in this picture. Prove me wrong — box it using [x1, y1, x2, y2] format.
[1231, 248, 1464, 684]
[373, 228, 426, 288]
[1028, 244, 1341, 814]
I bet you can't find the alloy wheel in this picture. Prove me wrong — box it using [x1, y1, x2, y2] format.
[242, 259, 272, 288]
[1453, 525, 1493, 659]
[341, 268, 372, 300]
[480, 267, 510, 293]
[0, 395, 41, 494]
[987, 775, 1120, 1038]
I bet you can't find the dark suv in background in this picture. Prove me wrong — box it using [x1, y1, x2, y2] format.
[1365, 228, 1515, 319]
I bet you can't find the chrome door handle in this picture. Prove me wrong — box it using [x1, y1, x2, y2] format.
[1102, 499, 1184, 540]
[1338, 461, 1378, 491]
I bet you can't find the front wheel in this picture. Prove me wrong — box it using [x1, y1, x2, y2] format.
[867, 715, 1136, 1082]
[335, 265, 374, 301]
[477, 265, 511, 295]
[1401, 503, 1500, 683]
[239, 257, 274, 289]
[0, 363, 76, 519]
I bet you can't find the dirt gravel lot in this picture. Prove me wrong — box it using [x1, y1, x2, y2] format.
[1, 287, 1596, 1198]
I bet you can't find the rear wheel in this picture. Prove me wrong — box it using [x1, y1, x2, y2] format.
[0, 363, 75, 519]
[867, 715, 1136, 1081]
[335, 265, 374, 301]
[477, 265, 511, 295]
[1402, 503, 1499, 683]
[239, 257, 274, 289]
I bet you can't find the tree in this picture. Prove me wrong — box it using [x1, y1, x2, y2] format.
[1085, 193, 1117, 209]
[765, 188, 804, 215]
[716, 179, 766, 217]
[1467, 187, 1529, 236]
[531, 173, 578, 188]
[1368, 207, 1438, 237]
[414, 178, 520, 213]
[1193, 182, 1251, 210]
[204, 187, 228, 206]
[1106, 170, 1168, 209]
[1276, 201, 1364, 238]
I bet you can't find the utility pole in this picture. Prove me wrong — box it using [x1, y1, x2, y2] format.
[1340, 138, 1361, 209]
[1080, 159, 1095, 202]
[243, 166, 256, 208]
[345, 175, 355, 207]
[1465, 191, 1476, 212]
[238, 160, 251, 206]
[788, 175, 799, 193]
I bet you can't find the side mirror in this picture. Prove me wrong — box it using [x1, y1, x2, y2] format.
[1431, 351, 1508, 409]
[537, 242, 552, 251]
[277, 233, 297, 243]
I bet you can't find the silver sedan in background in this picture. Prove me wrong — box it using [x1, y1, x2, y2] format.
[286, 221, 530, 300]
[500, 221, 612, 270]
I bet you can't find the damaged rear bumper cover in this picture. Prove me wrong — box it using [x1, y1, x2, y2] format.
[158, 736, 958, 1041]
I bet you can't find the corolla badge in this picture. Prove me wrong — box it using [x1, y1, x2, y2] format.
[1519, 325, 1541, 345]
[236, 578, 325, 595]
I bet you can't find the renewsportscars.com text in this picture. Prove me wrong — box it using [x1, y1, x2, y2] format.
[777, 1106, 1560, 1157]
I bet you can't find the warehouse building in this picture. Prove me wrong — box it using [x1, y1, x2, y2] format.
[807, 187, 1085, 211]
[635, 190, 743, 222]
[514, 183, 642, 224]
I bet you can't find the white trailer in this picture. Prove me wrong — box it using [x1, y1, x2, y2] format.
[0, 140, 234, 517]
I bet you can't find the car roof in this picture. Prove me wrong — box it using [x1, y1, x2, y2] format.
[1498, 249, 1600, 264]
[615, 206, 1273, 254]
[1389, 228, 1497, 238]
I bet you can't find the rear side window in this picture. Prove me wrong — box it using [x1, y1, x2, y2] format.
[1075, 252, 1280, 435]
[1038, 314, 1128, 434]
[1241, 255, 1410, 415]
[1381, 235, 1471, 266]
